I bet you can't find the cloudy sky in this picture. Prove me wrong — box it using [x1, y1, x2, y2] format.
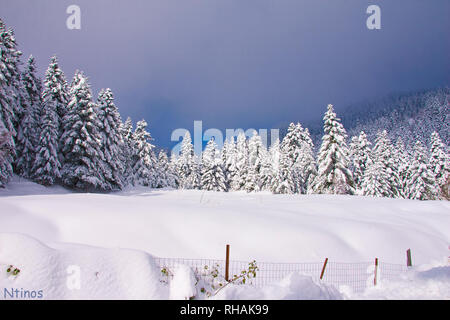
[1, 0, 449, 149]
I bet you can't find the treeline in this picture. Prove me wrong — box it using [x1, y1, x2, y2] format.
[0, 19, 448, 199]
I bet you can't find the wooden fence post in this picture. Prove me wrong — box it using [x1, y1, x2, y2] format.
[225, 244, 230, 282]
[374, 258, 379, 286]
[320, 258, 328, 280]
[406, 249, 412, 267]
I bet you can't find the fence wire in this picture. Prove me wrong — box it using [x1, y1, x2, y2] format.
[154, 257, 409, 293]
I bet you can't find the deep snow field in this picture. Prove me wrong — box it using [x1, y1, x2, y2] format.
[0, 176, 449, 300]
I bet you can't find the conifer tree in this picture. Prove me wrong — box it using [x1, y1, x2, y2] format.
[120, 117, 135, 186]
[231, 132, 248, 191]
[176, 131, 196, 189]
[349, 131, 372, 191]
[273, 144, 295, 194]
[60, 71, 106, 191]
[155, 150, 177, 188]
[406, 140, 438, 200]
[31, 92, 61, 186]
[312, 104, 355, 195]
[42, 56, 69, 138]
[0, 19, 22, 186]
[96, 88, 124, 190]
[201, 138, 227, 191]
[429, 131, 449, 199]
[372, 130, 402, 198]
[132, 119, 157, 187]
[15, 55, 42, 178]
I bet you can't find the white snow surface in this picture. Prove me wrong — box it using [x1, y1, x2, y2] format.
[0, 177, 449, 299]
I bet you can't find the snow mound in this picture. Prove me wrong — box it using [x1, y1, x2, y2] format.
[348, 262, 450, 300]
[169, 264, 198, 300]
[0, 233, 166, 299]
[214, 272, 343, 300]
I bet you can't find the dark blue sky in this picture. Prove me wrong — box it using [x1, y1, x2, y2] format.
[1, 0, 449, 149]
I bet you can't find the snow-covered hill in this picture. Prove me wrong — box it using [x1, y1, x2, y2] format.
[306, 87, 449, 150]
[1, 177, 448, 265]
[1, 179, 450, 299]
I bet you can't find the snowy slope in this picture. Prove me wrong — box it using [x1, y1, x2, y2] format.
[0, 177, 449, 266]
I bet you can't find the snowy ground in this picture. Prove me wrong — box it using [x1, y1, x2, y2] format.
[0, 176, 449, 299]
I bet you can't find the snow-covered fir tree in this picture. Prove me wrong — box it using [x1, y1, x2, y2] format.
[60, 71, 106, 191]
[429, 131, 449, 199]
[231, 132, 248, 191]
[259, 144, 276, 191]
[31, 89, 61, 186]
[273, 143, 295, 194]
[311, 104, 355, 195]
[15, 55, 42, 178]
[394, 137, 410, 195]
[299, 127, 317, 193]
[96, 88, 124, 190]
[361, 158, 386, 197]
[176, 131, 197, 189]
[155, 150, 177, 188]
[42, 56, 69, 139]
[201, 138, 227, 192]
[120, 117, 135, 186]
[280, 123, 303, 193]
[371, 130, 403, 198]
[349, 131, 372, 191]
[406, 140, 438, 200]
[247, 131, 265, 191]
[132, 119, 157, 187]
[0, 19, 22, 186]
[221, 137, 236, 189]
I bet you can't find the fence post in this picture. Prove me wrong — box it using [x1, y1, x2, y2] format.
[374, 258, 379, 286]
[320, 258, 328, 280]
[406, 249, 412, 267]
[225, 244, 230, 282]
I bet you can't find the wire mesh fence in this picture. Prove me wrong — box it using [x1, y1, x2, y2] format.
[154, 257, 409, 293]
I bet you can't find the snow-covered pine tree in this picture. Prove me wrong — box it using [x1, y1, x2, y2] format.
[406, 140, 438, 200]
[120, 117, 135, 186]
[299, 127, 317, 193]
[96, 88, 124, 190]
[231, 132, 248, 191]
[0, 19, 22, 186]
[265, 138, 281, 192]
[259, 148, 275, 191]
[280, 123, 303, 193]
[222, 137, 236, 190]
[247, 131, 265, 191]
[394, 137, 410, 196]
[201, 138, 227, 192]
[429, 131, 449, 199]
[311, 104, 355, 195]
[176, 131, 197, 189]
[15, 55, 42, 178]
[0, 122, 13, 186]
[155, 150, 177, 188]
[42, 56, 69, 138]
[60, 71, 106, 191]
[169, 152, 180, 188]
[372, 130, 403, 198]
[191, 154, 202, 189]
[31, 89, 61, 186]
[349, 131, 372, 192]
[132, 119, 157, 187]
[273, 143, 295, 194]
[361, 158, 385, 197]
